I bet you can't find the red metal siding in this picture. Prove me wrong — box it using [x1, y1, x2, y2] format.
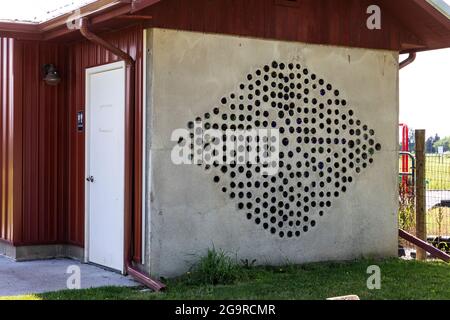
[0, 37, 15, 243]
[12, 40, 68, 245]
[0, 25, 143, 252]
[66, 25, 144, 253]
[0, 37, 26, 245]
[143, 0, 422, 52]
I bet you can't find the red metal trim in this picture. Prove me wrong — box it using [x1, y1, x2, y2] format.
[399, 52, 417, 69]
[399, 123, 410, 189]
[399, 229, 450, 262]
[127, 262, 166, 291]
[43, 6, 136, 41]
[80, 19, 134, 66]
[132, 29, 143, 263]
[0, 22, 38, 33]
[274, 0, 301, 8]
[116, 15, 153, 20]
[411, 0, 450, 28]
[0, 0, 449, 52]
[0, 0, 161, 41]
[39, 0, 128, 32]
[0, 23, 42, 41]
[0, 37, 22, 243]
[89, 4, 135, 26]
[12, 38, 23, 244]
[131, 0, 161, 13]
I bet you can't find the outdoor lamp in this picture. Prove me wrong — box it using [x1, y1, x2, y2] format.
[43, 64, 61, 86]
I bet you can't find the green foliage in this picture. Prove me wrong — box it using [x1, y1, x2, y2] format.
[398, 183, 415, 233]
[187, 248, 246, 286]
[399, 155, 450, 190]
[16, 259, 450, 300]
[427, 207, 450, 236]
[436, 207, 445, 237]
[240, 258, 257, 269]
[426, 134, 441, 153]
[433, 136, 450, 153]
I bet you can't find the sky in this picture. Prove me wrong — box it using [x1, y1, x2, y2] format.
[0, 0, 449, 138]
[400, 0, 450, 138]
[400, 49, 450, 138]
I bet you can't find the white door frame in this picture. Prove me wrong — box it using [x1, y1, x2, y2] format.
[84, 61, 126, 273]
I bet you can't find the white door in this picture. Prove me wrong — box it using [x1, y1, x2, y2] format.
[85, 61, 125, 273]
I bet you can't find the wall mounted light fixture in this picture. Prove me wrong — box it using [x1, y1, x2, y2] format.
[42, 64, 61, 86]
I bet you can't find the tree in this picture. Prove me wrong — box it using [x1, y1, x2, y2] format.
[408, 129, 415, 151]
[426, 136, 435, 153]
[434, 136, 450, 153]
[426, 134, 441, 154]
[399, 127, 416, 152]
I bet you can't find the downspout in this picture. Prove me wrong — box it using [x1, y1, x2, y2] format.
[79, 18, 165, 292]
[399, 52, 417, 69]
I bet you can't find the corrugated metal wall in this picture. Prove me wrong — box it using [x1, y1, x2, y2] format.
[0, 37, 15, 243]
[1, 38, 69, 246]
[13, 40, 68, 245]
[1, 25, 143, 252]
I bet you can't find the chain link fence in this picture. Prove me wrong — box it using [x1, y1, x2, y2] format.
[398, 150, 416, 237]
[425, 154, 450, 238]
[399, 148, 450, 256]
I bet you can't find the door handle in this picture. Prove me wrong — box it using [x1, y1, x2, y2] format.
[86, 176, 95, 183]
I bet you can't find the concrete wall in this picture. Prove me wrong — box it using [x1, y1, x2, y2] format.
[144, 28, 399, 278]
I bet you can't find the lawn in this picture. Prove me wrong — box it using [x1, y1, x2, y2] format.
[400, 154, 450, 190]
[427, 207, 450, 236]
[4, 259, 450, 300]
[426, 155, 450, 190]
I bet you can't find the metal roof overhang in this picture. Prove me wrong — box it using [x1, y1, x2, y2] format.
[382, 0, 450, 53]
[0, 0, 160, 41]
[0, 0, 449, 52]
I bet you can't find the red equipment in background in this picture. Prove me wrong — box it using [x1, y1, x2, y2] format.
[399, 123, 410, 187]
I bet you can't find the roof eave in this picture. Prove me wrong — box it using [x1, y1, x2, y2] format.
[0, 0, 160, 41]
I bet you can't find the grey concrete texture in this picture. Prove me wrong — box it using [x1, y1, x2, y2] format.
[0, 242, 84, 262]
[144, 28, 400, 278]
[0, 256, 138, 297]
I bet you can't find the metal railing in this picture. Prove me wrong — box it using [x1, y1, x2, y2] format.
[399, 151, 416, 186]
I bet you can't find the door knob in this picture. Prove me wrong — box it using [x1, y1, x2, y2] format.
[86, 176, 95, 183]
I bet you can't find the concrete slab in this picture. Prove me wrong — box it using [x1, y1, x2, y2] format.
[0, 255, 138, 297]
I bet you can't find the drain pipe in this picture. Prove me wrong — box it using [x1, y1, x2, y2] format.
[399, 52, 417, 69]
[79, 18, 165, 292]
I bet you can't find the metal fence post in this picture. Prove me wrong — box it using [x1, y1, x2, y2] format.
[415, 130, 427, 261]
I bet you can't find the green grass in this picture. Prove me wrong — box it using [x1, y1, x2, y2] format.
[4, 259, 450, 300]
[426, 155, 450, 190]
[400, 154, 450, 190]
[427, 207, 450, 236]
[187, 248, 246, 285]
